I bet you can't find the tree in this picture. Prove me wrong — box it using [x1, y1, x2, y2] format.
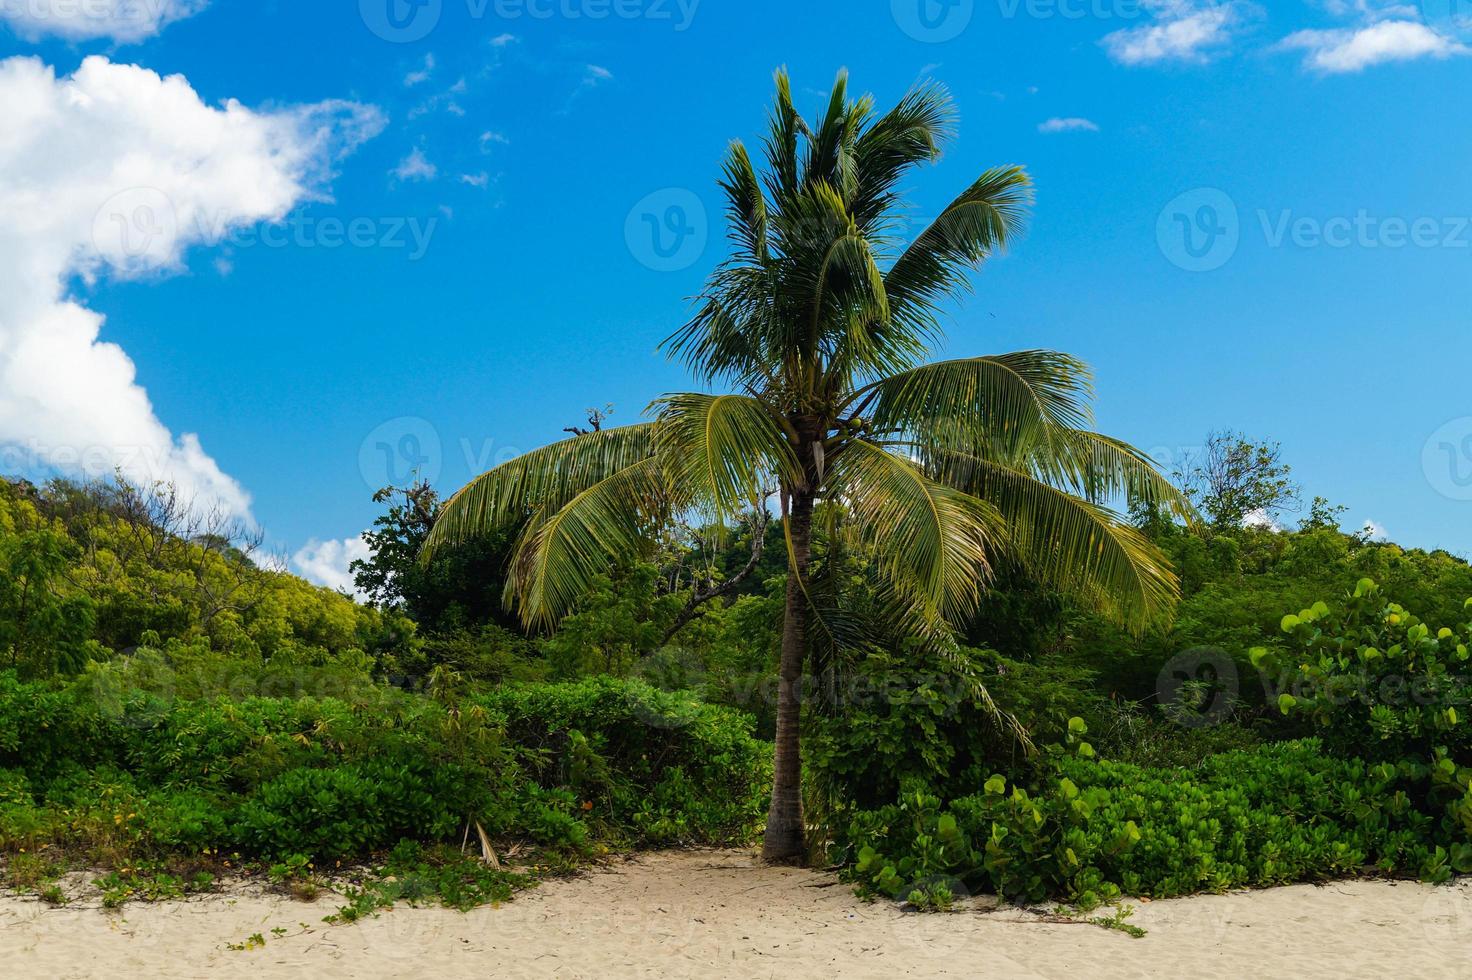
[352, 482, 518, 634]
[423, 70, 1189, 863]
[1176, 430, 1300, 531]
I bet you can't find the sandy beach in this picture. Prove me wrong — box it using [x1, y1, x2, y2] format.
[2, 850, 1468, 979]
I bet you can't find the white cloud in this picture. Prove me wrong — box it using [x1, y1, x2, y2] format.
[1102, 1, 1253, 65]
[490, 33, 517, 47]
[391, 147, 438, 182]
[1241, 508, 1281, 531]
[585, 64, 614, 83]
[0, 56, 383, 523]
[1038, 117, 1100, 133]
[1361, 519, 1389, 541]
[1277, 21, 1467, 73]
[291, 536, 371, 594]
[0, 0, 208, 42]
[479, 130, 509, 151]
[460, 172, 490, 188]
[404, 53, 435, 87]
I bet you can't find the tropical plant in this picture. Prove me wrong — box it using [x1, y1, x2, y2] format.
[424, 70, 1190, 863]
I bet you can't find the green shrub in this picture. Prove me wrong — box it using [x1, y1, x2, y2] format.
[808, 646, 1102, 813]
[475, 677, 770, 846]
[0, 670, 769, 873]
[1250, 579, 1472, 855]
[844, 728, 1463, 910]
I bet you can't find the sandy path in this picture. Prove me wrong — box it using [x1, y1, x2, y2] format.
[2, 850, 1468, 979]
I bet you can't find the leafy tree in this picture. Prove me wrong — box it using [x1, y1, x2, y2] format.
[1176, 430, 1301, 531]
[424, 71, 1189, 863]
[352, 482, 518, 634]
[0, 489, 93, 676]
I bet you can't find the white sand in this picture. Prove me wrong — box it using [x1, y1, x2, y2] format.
[2, 850, 1468, 979]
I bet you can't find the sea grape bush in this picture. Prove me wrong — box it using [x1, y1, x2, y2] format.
[844, 725, 1469, 910]
[1251, 579, 1472, 854]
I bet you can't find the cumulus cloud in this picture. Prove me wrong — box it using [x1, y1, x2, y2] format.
[1277, 20, 1467, 73]
[1241, 508, 1281, 531]
[1102, 1, 1254, 65]
[1038, 117, 1100, 133]
[290, 536, 371, 594]
[0, 0, 209, 42]
[0, 55, 383, 523]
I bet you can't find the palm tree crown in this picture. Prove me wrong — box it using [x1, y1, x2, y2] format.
[424, 69, 1190, 863]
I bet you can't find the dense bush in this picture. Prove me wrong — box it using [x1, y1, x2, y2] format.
[0, 670, 770, 869]
[843, 731, 1468, 911]
[807, 645, 1103, 811]
[1252, 579, 1472, 844]
[476, 677, 770, 845]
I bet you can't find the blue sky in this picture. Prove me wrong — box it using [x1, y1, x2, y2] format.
[2, 0, 1471, 588]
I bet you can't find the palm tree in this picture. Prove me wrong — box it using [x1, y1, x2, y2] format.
[424, 70, 1190, 864]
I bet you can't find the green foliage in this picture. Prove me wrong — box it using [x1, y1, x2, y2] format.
[0, 477, 417, 682]
[1252, 580, 1472, 851]
[1174, 430, 1299, 530]
[808, 645, 1102, 811]
[0, 670, 770, 885]
[325, 842, 531, 920]
[844, 735, 1459, 909]
[540, 566, 674, 679]
[477, 677, 770, 846]
[351, 482, 520, 635]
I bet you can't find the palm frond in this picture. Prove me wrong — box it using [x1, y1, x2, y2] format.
[422, 423, 656, 560]
[924, 449, 1178, 632]
[885, 166, 1031, 337]
[719, 141, 769, 264]
[652, 392, 799, 522]
[762, 67, 803, 208]
[507, 455, 672, 628]
[865, 351, 1095, 454]
[851, 81, 954, 232]
[1035, 429, 1197, 522]
[829, 440, 1001, 623]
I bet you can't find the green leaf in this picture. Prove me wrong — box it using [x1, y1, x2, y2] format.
[1277, 693, 1297, 715]
[984, 774, 1007, 795]
[1280, 614, 1300, 633]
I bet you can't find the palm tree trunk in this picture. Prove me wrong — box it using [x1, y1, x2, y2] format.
[762, 487, 813, 864]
